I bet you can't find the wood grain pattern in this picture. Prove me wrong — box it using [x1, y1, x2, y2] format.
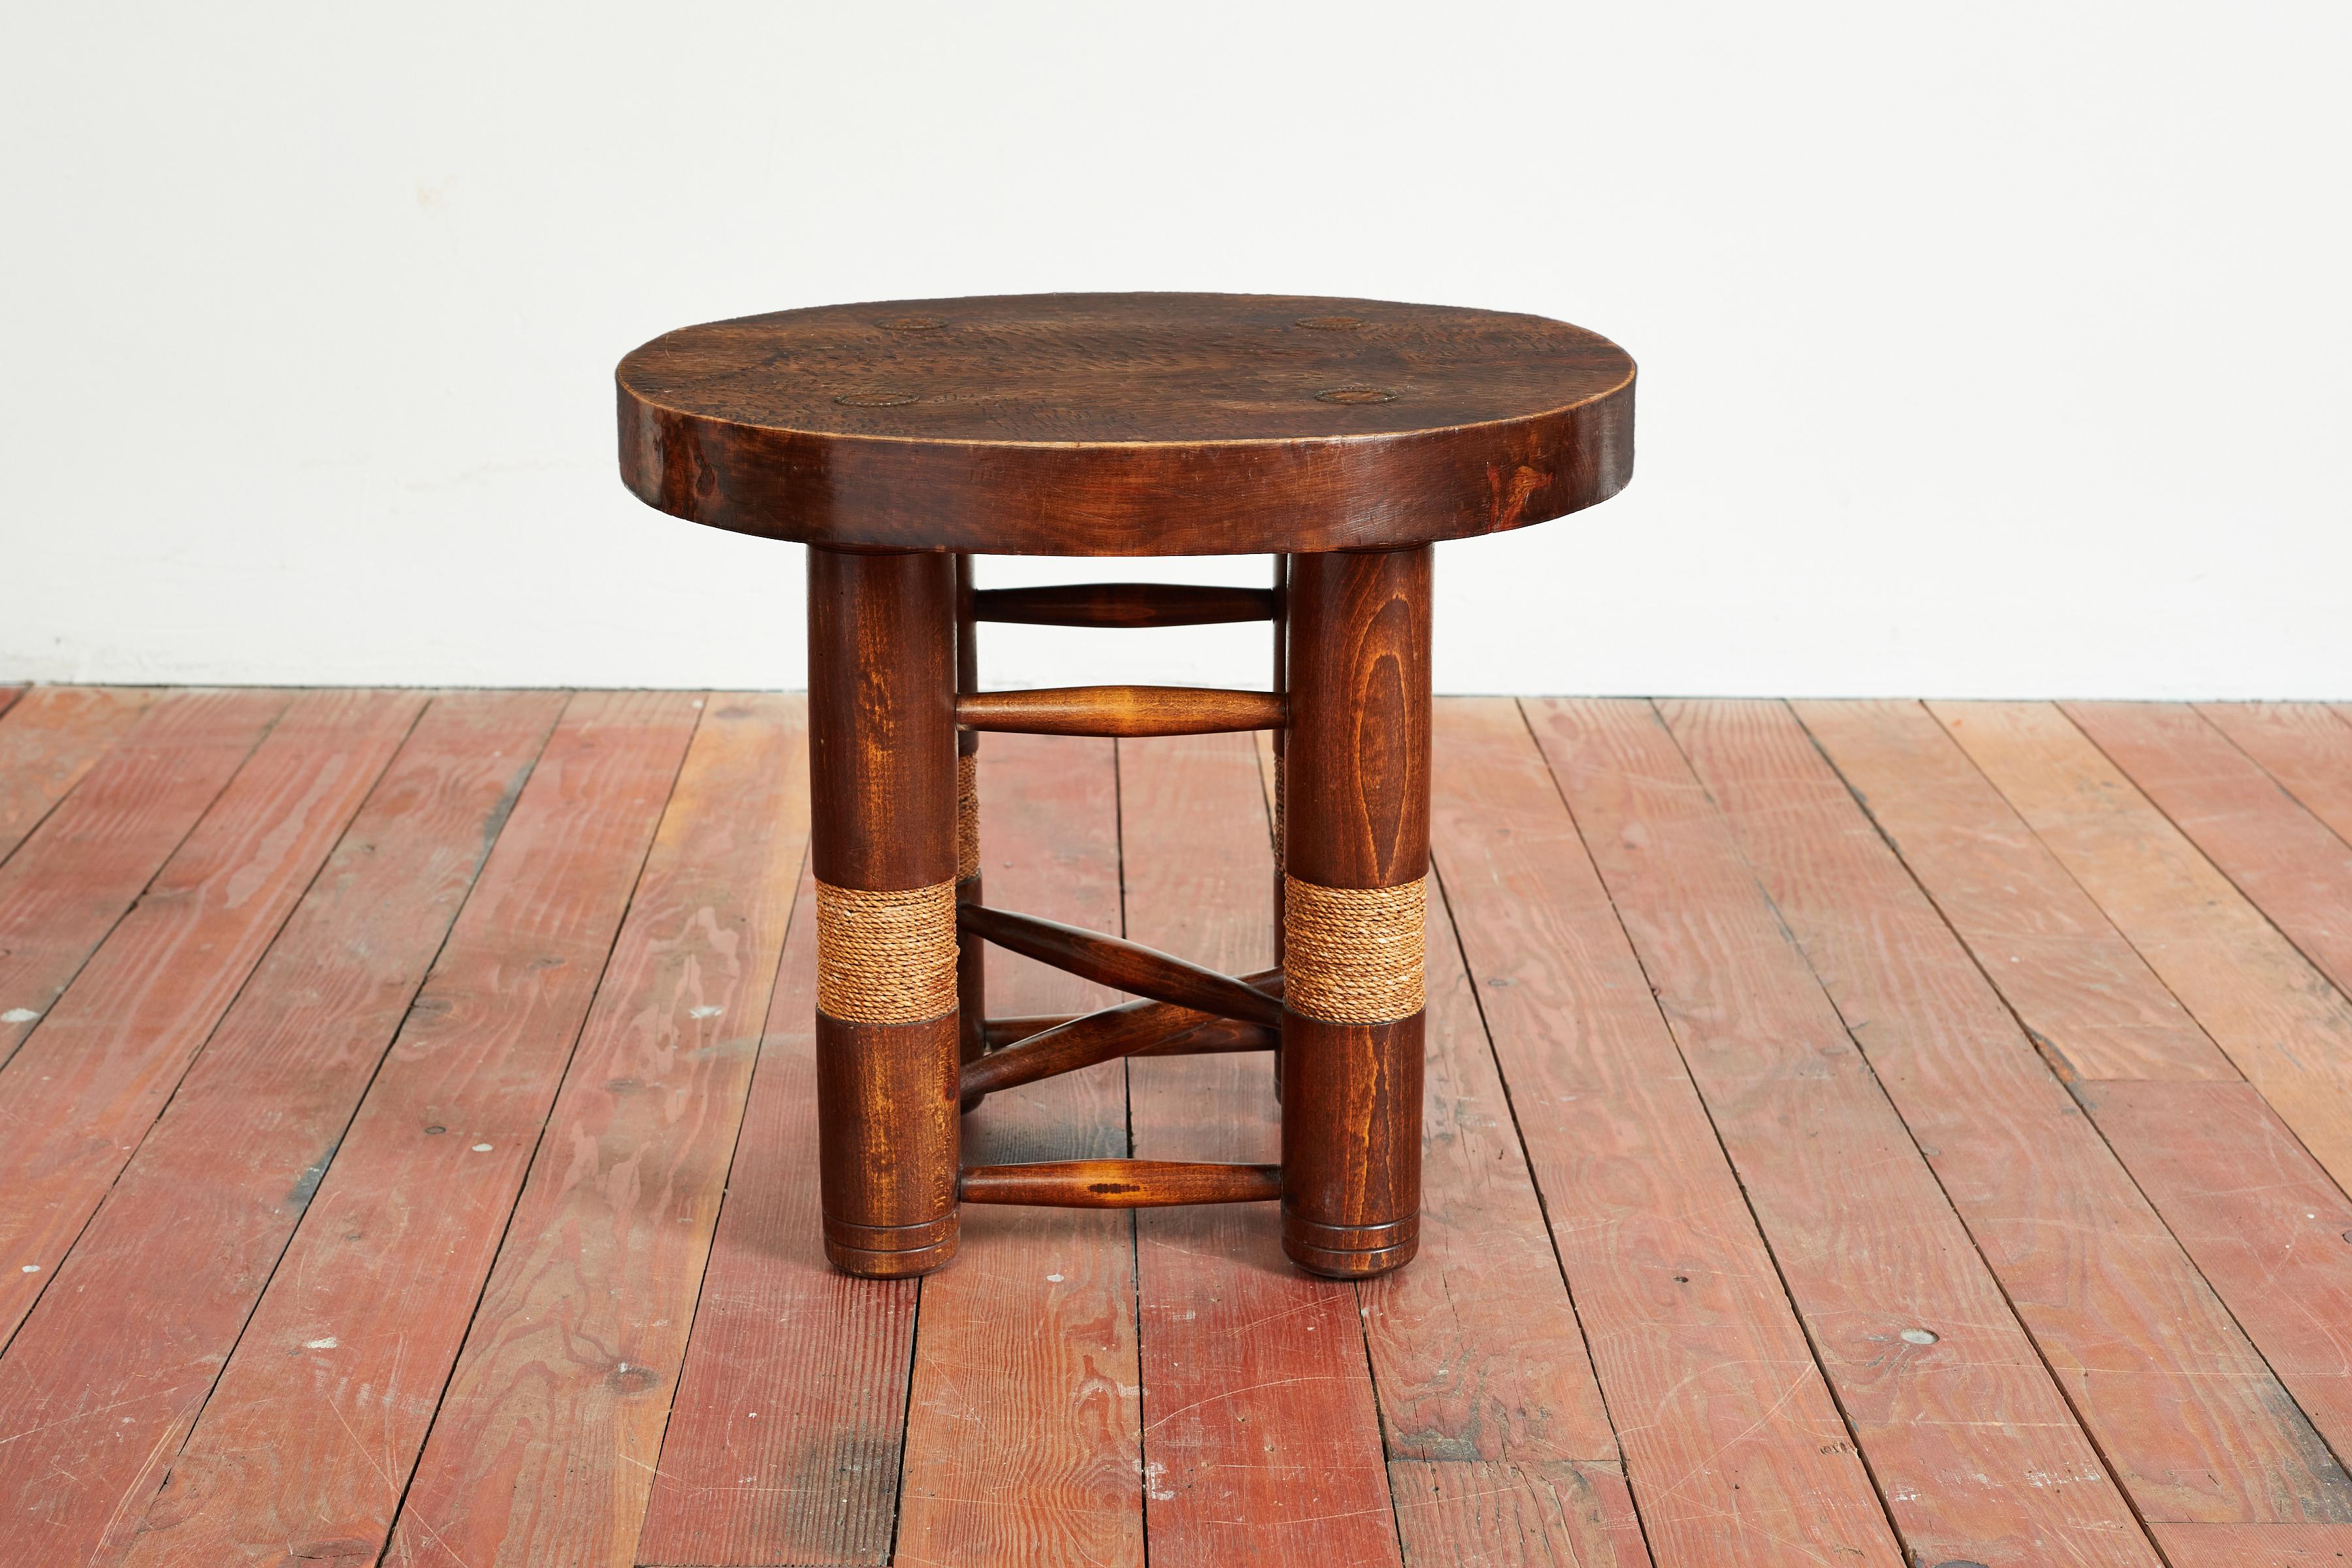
[0, 689, 421, 1346]
[631, 861, 915, 1568]
[891, 732, 1145, 1568]
[113, 691, 699, 1568]
[0, 685, 160, 864]
[1791, 700, 2234, 1084]
[2066, 700, 2352, 1004]
[1666, 698, 2352, 1525]
[0, 691, 564, 1564]
[958, 684, 1286, 738]
[0, 688, 285, 1071]
[617, 293, 1635, 557]
[2076, 1079, 2352, 1464]
[809, 548, 961, 1277]
[962, 1160, 1281, 1207]
[2149, 1520, 2352, 1565]
[1390, 1460, 1650, 1568]
[384, 695, 807, 1568]
[958, 903, 1284, 1025]
[1367, 856, 1646, 1565]
[962, 994, 1279, 1100]
[972, 582, 1279, 629]
[1280, 547, 1430, 1277]
[1528, 698, 2157, 1568]
[1930, 700, 2352, 1192]
[2195, 702, 2352, 849]
[1430, 698, 1899, 1568]
[1121, 731, 1401, 1567]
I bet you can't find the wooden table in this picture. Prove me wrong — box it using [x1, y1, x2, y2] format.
[617, 293, 1635, 1279]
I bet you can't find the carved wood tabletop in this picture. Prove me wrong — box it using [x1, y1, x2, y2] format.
[617, 292, 1634, 555]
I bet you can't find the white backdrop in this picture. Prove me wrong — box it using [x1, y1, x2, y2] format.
[5, 1, 2346, 696]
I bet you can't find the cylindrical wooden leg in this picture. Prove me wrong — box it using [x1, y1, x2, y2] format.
[809, 546, 961, 1278]
[1280, 545, 1431, 1278]
[953, 555, 988, 1107]
[1270, 553, 1289, 1103]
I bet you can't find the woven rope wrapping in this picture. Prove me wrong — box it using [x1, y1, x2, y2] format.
[956, 753, 980, 881]
[1282, 874, 1426, 1024]
[816, 879, 958, 1024]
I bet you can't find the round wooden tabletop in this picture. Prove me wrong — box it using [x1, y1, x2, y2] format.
[617, 293, 1633, 557]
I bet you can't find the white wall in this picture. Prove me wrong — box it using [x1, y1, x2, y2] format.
[5, 1, 2346, 696]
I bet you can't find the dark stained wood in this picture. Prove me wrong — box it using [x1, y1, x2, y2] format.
[2196, 701, 2352, 847]
[0, 689, 284, 1071]
[1667, 698, 2352, 1526]
[1791, 700, 2236, 1083]
[617, 293, 1635, 557]
[1270, 556, 1290, 977]
[960, 1159, 1281, 1207]
[957, 683, 1286, 737]
[985, 1011, 1075, 1047]
[2076, 1078, 2352, 1466]
[110, 691, 699, 1568]
[960, 994, 1278, 1100]
[955, 553, 987, 1087]
[385, 694, 808, 1568]
[810, 546, 962, 1278]
[973, 581, 1279, 627]
[635, 861, 917, 1567]
[957, 902, 1283, 1025]
[1930, 700, 2352, 1195]
[891, 732, 1145, 1568]
[0, 685, 160, 863]
[1281, 545, 1431, 1277]
[1430, 699, 1903, 1568]
[1531, 698, 2159, 1566]
[0, 690, 421, 1345]
[0, 692, 564, 1561]
[1120, 731, 1401, 1567]
[2067, 699, 2352, 1007]
[1284, 546, 1431, 890]
[808, 547, 956, 894]
[978, 987, 1288, 1048]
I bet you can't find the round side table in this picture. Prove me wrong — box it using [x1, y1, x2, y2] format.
[616, 293, 1635, 1279]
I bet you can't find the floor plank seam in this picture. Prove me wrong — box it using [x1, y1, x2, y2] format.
[0, 692, 421, 1363]
[1789, 698, 2352, 1516]
[377, 691, 710, 1566]
[1659, 697, 2178, 1563]
[93, 691, 570, 1548]
[1419, 846, 1664, 1568]
[1515, 698, 1927, 1565]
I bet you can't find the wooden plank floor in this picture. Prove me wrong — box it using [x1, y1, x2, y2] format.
[3, 691, 2351, 1568]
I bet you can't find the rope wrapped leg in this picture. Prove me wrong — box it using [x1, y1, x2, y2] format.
[809, 544, 961, 1279]
[1279, 544, 1431, 1279]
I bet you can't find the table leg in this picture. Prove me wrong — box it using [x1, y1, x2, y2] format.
[954, 554, 987, 1102]
[1279, 544, 1430, 1277]
[809, 546, 962, 1277]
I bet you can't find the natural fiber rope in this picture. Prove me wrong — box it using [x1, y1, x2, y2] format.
[956, 753, 980, 881]
[816, 879, 958, 1024]
[1282, 874, 1426, 1024]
